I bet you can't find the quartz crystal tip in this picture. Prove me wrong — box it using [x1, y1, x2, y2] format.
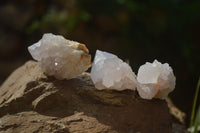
[28, 33, 91, 80]
[137, 59, 176, 99]
[91, 50, 137, 91]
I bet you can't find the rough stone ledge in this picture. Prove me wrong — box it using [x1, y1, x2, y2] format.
[0, 61, 188, 133]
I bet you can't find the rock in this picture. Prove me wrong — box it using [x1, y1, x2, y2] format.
[91, 50, 137, 91]
[137, 60, 176, 100]
[0, 61, 186, 133]
[28, 33, 91, 80]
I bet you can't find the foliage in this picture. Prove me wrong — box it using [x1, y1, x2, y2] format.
[189, 77, 200, 133]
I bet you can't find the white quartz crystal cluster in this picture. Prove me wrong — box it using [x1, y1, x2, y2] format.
[28, 33, 91, 80]
[28, 33, 176, 100]
[91, 50, 137, 91]
[136, 60, 176, 99]
[90, 50, 176, 99]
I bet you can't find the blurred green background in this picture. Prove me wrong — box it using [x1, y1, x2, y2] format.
[0, 0, 199, 125]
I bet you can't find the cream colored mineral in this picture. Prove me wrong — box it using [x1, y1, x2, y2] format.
[91, 50, 137, 91]
[28, 33, 91, 80]
[137, 60, 176, 99]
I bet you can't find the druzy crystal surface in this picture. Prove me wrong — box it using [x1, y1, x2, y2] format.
[137, 60, 176, 99]
[28, 33, 91, 80]
[91, 50, 137, 91]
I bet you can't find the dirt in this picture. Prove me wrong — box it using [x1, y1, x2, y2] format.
[0, 61, 188, 133]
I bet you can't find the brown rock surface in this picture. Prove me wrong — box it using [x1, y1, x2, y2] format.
[0, 61, 187, 133]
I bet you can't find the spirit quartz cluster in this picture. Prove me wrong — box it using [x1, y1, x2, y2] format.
[28, 33, 176, 100]
[137, 60, 176, 99]
[28, 33, 91, 80]
[90, 50, 137, 91]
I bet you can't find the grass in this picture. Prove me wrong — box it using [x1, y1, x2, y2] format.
[189, 77, 200, 133]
